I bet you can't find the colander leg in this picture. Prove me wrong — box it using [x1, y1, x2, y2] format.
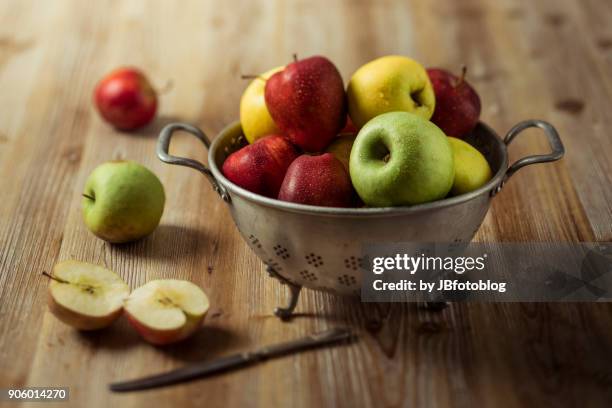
[275, 283, 302, 320]
[266, 266, 302, 320]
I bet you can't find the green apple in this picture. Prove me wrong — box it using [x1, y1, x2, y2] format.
[82, 161, 165, 243]
[448, 137, 492, 195]
[349, 112, 454, 206]
[347, 56, 435, 128]
[45, 260, 129, 330]
[325, 133, 356, 173]
[240, 66, 284, 144]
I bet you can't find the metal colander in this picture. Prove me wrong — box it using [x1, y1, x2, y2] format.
[157, 119, 563, 318]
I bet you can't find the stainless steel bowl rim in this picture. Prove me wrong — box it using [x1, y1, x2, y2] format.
[157, 119, 564, 216]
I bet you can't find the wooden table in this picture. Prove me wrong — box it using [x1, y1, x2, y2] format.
[1, 0, 611, 407]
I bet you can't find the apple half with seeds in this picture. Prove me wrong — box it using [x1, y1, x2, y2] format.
[45, 260, 129, 330]
[124, 280, 209, 345]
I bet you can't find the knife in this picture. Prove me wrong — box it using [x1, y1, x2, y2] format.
[109, 327, 353, 392]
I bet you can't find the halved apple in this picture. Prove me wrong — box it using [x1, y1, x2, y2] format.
[45, 260, 129, 330]
[124, 280, 209, 345]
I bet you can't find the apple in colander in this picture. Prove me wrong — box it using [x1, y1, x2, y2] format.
[222, 134, 300, 198]
[278, 153, 354, 207]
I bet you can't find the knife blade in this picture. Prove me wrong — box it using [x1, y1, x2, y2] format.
[109, 327, 353, 392]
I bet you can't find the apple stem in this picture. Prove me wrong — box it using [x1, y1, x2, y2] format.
[456, 65, 467, 87]
[82, 193, 95, 201]
[240, 74, 266, 82]
[156, 79, 174, 95]
[292, 53, 298, 63]
[42, 271, 69, 284]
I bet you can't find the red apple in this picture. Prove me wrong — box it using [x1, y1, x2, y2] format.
[340, 116, 358, 134]
[94, 67, 157, 130]
[222, 135, 299, 198]
[427, 67, 481, 138]
[264, 56, 347, 152]
[278, 153, 353, 207]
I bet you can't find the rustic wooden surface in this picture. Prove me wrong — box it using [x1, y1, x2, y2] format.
[0, 0, 611, 407]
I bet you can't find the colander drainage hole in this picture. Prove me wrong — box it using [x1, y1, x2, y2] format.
[344, 256, 364, 271]
[338, 274, 358, 287]
[273, 244, 290, 260]
[299, 270, 317, 282]
[305, 253, 324, 268]
[248, 234, 262, 249]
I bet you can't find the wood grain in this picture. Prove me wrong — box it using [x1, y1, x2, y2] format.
[0, 0, 610, 407]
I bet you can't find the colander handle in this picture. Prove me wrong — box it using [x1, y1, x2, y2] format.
[157, 123, 230, 202]
[492, 120, 564, 196]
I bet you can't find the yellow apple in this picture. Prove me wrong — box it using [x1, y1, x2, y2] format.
[325, 133, 356, 173]
[448, 137, 492, 195]
[347, 56, 435, 128]
[240, 66, 284, 144]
